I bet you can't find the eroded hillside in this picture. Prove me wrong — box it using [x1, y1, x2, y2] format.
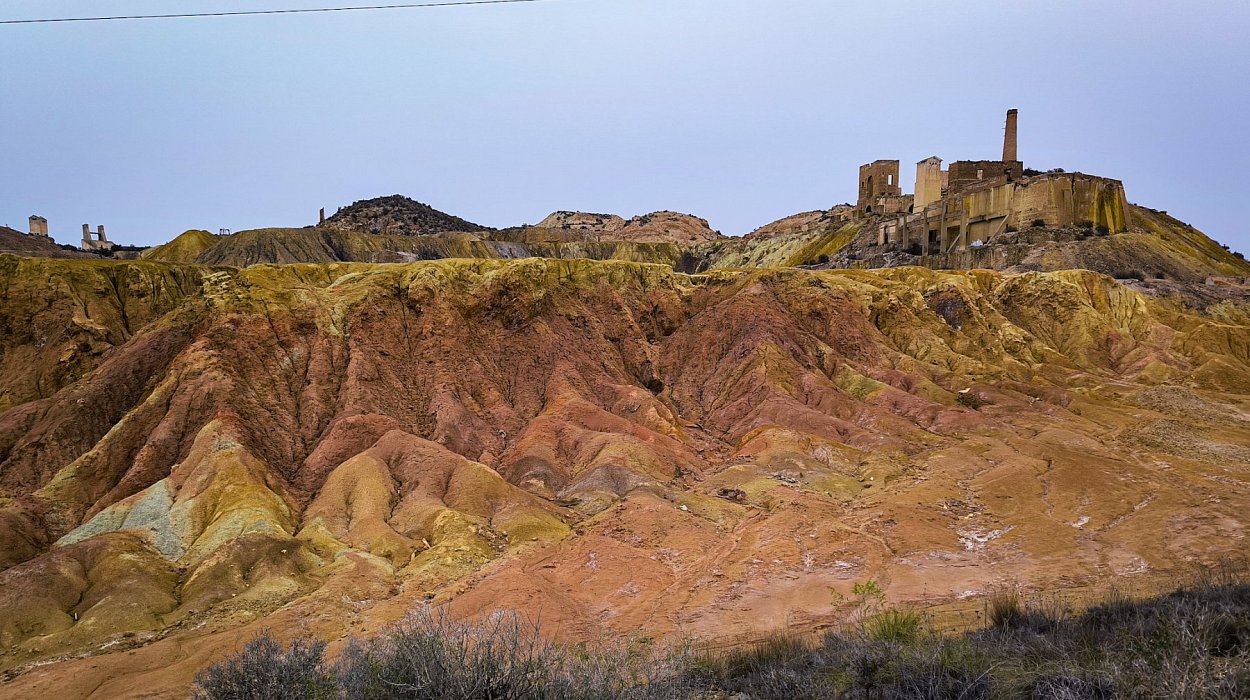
[1, 255, 1248, 698]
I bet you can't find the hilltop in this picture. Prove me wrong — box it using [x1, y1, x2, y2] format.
[140, 229, 219, 264]
[0, 226, 93, 259]
[536, 210, 723, 244]
[318, 194, 489, 236]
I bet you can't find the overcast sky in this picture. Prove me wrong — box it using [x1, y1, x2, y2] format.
[2, 0, 1248, 251]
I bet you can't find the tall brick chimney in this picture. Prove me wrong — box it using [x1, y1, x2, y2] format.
[1003, 108, 1018, 162]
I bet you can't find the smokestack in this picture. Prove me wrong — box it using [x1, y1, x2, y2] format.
[319, 208, 326, 225]
[82, 224, 90, 238]
[1003, 108, 1018, 162]
[97, 225, 106, 240]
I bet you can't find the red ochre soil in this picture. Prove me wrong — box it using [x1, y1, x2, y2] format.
[1, 255, 1248, 698]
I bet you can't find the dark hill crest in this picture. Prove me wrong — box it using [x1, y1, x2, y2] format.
[319, 194, 490, 236]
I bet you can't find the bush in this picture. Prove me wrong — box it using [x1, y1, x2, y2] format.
[865, 608, 924, 644]
[1096, 224, 1111, 235]
[957, 391, 989, 410]
[339, 608, 598, 699]
[193, 631, 335, 700]
[986, 587, 1024, 628]
[700, 634, 812, 683]
[1032, 218, 1047, 228]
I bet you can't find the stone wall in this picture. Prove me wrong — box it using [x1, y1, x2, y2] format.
[948, 159, 1024, 194]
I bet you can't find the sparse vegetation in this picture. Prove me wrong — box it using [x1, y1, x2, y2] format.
[864, 608, 924, 644]
[195, 576, 1250, 699]
[957, 391, 989, 409]
[193, 632, 335, 700]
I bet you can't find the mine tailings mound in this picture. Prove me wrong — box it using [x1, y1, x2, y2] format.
[141, 230, 220, 264]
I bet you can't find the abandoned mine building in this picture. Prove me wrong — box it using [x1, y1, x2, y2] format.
[861, 109, 1130, 254]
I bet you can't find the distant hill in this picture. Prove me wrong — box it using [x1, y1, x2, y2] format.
[0, 226, 93, 259]
[193, 227, 683, 268]
[319, 195, 489, 236]
[141, 229, 219, 264]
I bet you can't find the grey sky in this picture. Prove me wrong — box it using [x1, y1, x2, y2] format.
[2, 0, 1248, 251]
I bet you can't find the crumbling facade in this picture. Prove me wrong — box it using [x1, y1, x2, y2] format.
[861, 109, 1130, 253]
[856, 160, 910, 215]
[81, 224, 116, 251]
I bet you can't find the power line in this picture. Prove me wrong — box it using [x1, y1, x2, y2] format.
[0, 0, 552, 25]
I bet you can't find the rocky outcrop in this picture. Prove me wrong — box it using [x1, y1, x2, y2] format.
[535, 211, 627, 232]
[744, 205, 855, 240]
[536, 210, 722, 244]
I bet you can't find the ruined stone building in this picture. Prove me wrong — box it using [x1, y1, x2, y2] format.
[81, 224, 116, 251]
[28, 215, 49, 237]
[856, 160, 911, 216]
[866, 109, 1130, 254]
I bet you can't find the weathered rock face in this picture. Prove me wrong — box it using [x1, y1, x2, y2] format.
[744, 206, 856, 240]
[319, 195, 489, 236]
[536, 210, 722, 244]
[535, 211, 628, 232]
[616, 210, 722, 244]
[1, 256, 1249, 697]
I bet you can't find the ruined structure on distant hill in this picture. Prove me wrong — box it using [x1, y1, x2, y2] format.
[856, 160, 908, 215]
[866, 109, 1129, 254]
[80, 223, 115, 251]
[27, 215, 48, 237]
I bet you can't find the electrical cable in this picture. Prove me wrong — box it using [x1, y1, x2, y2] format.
[0, 0, 552, 25]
